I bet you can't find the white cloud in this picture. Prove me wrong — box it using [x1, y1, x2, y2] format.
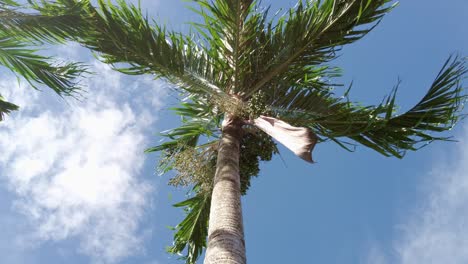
[0, 78, 40, 112]
[0, 61, 167, 263]
[365, 125, 468, 264]
[395, 126, 468, 264]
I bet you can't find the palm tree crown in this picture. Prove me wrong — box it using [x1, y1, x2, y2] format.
[1, 0, 466, 263]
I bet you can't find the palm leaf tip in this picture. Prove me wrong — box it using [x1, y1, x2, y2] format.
[393, 55, 467, 131]
[168, 192, 211, 264]
[0, 94, 19, 121]
[37, 60, 89, 97]
[0, 34, 88, 97]
[353, 55, 467, 158]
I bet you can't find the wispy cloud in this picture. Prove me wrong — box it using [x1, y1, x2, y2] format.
[395, 126, 468, 264]
[365, 125, 468, 264]
[365, 243, 389, 264]
[0, 61, 167, 263]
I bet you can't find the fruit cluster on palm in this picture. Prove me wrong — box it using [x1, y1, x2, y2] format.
[0, 0, 466, 263]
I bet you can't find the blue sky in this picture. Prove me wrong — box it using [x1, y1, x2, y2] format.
[0, 1, 467, 264]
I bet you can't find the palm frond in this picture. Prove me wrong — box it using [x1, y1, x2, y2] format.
[193, 0, 258, 94]
[246, 0, 396, 98]
[168, 191, 211, 264]
[278, 55, 467, 158]
[145, 96, 221, 152]
[147, 99, 218, 264]
[20, 0, 228, 100]
[0, 33, 86, 96]
[0, 93, 19, 121]
[350, 55, 467, 157]
[0, 0, 88, 44]
[145, 96, 221, 182]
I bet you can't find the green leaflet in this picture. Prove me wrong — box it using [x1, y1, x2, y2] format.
[168, 191, 211, 264]
[0, 0, 87, 111]
[0, 34, 86, 96]
[0, 94, 19, 121]
[0, 0, 89, 44]
[277, 55, 467, 158]
[245, 0, 397, 98]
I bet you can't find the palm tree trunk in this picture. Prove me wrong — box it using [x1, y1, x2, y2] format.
[204, 115, 246, 264]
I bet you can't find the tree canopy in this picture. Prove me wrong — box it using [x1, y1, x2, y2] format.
[0, 0, 466, 263]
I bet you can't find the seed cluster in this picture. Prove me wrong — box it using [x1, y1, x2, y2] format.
[209, 90, 272, 120]
[239, 130, 278, 195]
[245, 90, 271, 119]
[161, 90, 278, 196]
[162, 129, 278, 196]
[167, 148, 216, 193]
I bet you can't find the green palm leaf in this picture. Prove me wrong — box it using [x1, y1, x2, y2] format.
[278, 55, 467, 157]
[168, 191, 211, 264]
[192, 0, 260, 94]
[350, 55, 467, 157]
[0, 34, 85, 96]
[246, 0, 396, 98]
[0, 1, 87, 118]
[21, 0, 229, 100]
[0, 0, 88, 44]
[0, 93, 19, 121]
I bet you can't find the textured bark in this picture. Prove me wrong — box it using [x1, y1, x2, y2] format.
[204, 116, 246, 264]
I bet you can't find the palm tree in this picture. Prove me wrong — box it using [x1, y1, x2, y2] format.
[0, 0, 86, 120]
[2, 0, 466, 263]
